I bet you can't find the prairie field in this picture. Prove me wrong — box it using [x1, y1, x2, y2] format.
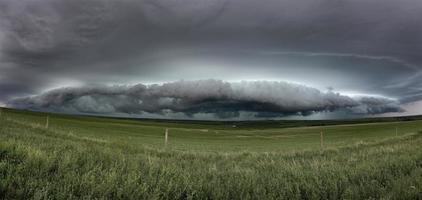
[0, 108, 422, 199]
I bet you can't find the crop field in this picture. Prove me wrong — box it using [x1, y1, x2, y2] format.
[1, 107, 422, 199]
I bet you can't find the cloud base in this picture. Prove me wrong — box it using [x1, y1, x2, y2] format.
[7, 80, 404, 120]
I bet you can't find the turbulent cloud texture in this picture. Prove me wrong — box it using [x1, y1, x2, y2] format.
[8, 80, 403, 119]
[0, 0, 421, 119]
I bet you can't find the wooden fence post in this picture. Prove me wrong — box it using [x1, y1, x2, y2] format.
[165, 128, 168, 147]
[320, 131, 324, 148]
[45, 115, 49, 129]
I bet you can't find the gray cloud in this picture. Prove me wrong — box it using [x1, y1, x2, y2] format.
[7, 80, 404, 119]
[255, 51, 418, 70]
[0, 0, 421, 119]
[347, 97, 404, 115]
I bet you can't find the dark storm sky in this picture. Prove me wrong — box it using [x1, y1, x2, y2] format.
[0, 0, 421, 120]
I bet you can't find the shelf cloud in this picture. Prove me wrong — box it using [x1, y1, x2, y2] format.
[0, 0, 420, 119]
[8, 80, 403, 119]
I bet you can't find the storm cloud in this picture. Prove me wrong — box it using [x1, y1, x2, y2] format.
[0, 0, 421, 119]
[8, 80, 403, 120]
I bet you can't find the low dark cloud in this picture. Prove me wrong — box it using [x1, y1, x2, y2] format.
[8, 80, 403, 120]
[0, 0, 420, 119]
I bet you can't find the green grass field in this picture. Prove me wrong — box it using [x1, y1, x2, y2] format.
[1, 107, 422, 199]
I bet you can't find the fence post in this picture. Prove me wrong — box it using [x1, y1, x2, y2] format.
[320, 131, 324, 148]
[165, 128, 168, 147]
[45, 115, 49, 129]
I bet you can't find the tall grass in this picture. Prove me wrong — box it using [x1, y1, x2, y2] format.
[1, 115, 422, 199]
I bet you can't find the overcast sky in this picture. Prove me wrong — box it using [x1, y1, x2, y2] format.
[0, 0, 421, 120]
